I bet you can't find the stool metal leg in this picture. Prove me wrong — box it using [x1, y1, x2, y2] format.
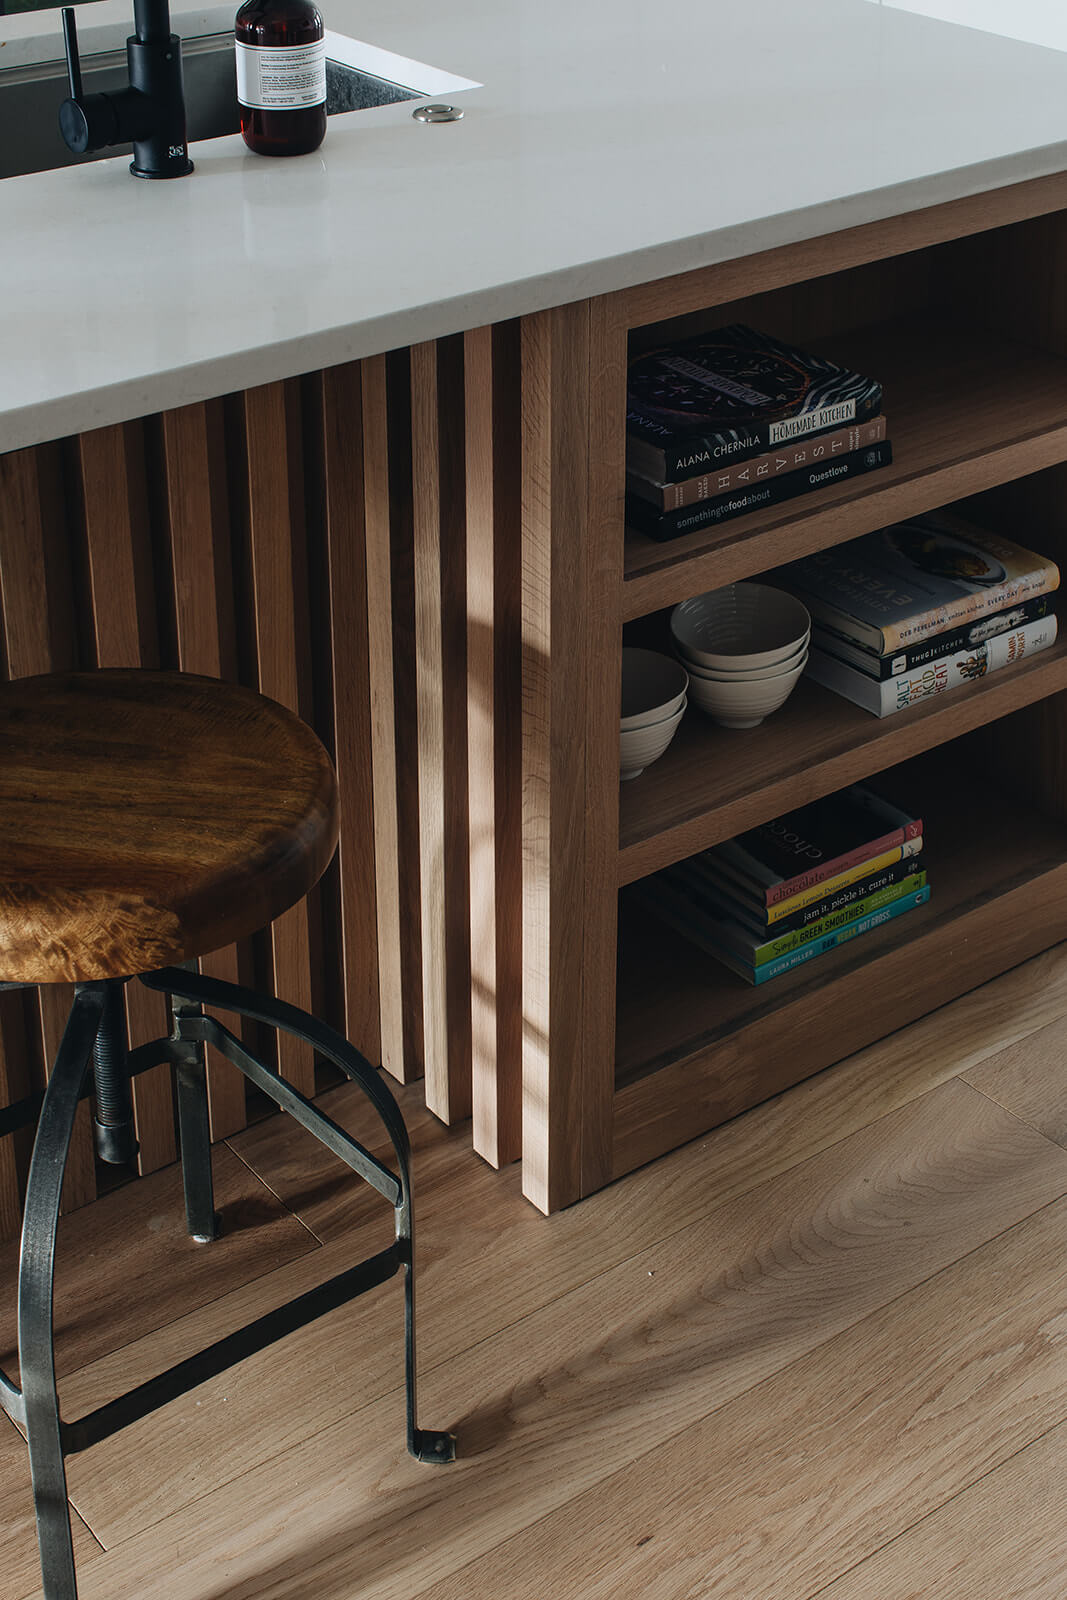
[140, 965, 457, 1465]
[19, 984, 107, 1600]
[169, 976, 220, 1244]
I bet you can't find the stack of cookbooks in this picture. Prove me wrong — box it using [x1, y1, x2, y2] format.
[625, 324, 889, 542]
[771, 510, 1060, 717]
[633, 782, 928, 985]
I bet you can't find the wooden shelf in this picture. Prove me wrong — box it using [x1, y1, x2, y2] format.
[612, 755, 1067, 1176]
[618, 634, 1067, 884]
[622, 318, 1067, 621]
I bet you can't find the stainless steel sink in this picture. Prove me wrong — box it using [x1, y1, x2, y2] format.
[0, 31, 423, 179]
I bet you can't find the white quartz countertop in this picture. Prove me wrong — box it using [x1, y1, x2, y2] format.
[3, 0, 1067, 452]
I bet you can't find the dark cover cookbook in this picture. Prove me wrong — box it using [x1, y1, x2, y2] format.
[707, 782, 922, 907]
[626, 323, 883, 483]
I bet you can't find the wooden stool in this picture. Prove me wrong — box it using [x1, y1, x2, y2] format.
[0, 669, 454, 1600]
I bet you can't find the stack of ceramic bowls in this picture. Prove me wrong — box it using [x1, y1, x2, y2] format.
[620, 647, 689, 779]
[670, 583, 810, 729]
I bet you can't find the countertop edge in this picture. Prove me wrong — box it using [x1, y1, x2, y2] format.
[6, 138, 1067, 455]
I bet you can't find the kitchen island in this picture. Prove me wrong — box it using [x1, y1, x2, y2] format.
[4, 0, 1067, 1216]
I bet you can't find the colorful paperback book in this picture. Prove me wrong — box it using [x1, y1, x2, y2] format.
[811, 593, 1053, 681]
[664, 852, 926, 938]
[626, 324, 883, 483]
[627, 417, 888, 511]
[693, 840, 923, 923]
[806, 612, 1058, 717]
[704, 783, 922, 908]
[625, 441, 892, 542]
[635, 882, 932, 985]
[772, 510, 1060, 652]
[653, 867, 928, 966]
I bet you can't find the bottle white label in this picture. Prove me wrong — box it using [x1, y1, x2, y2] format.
[235, 39, 327, 111]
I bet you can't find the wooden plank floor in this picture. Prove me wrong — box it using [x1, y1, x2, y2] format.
[8, 942, 1067, 1600]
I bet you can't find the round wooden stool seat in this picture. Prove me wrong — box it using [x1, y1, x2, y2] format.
[0, 670, 338, 984]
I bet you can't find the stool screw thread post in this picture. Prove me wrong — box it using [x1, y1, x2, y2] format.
[92, 980, 140, 1164]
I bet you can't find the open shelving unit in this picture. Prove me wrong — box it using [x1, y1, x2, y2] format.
[515, 171, 1067, 1212]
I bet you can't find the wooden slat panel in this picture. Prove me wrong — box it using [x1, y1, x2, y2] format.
[520, 304, 598, 1212]
[77, 422, 175, 1174]
[158, 400, 248, 1138]
[0, 443, 96, 1215]
[360, 356, 411, 1082]
[238, 383, 316, 1096]
[316, 364, 380, 1063]
[0, 996, 28, 1237]
[410, 339, 472, 1123]
[465, 325, 523, 1166]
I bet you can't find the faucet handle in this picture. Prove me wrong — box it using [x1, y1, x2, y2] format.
[61, 8, 83, 102]
[58, 7, 124, 155]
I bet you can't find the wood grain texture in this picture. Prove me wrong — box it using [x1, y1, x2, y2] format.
[0, 444, 95, 1214]
[360, 354, 414, 1083]
[29, 1077, 1067, 1599]
[0, 671, 338, 983]
[963, 1012, 1067, 1149]
[415, 1134, 1067, 1600]
[464, 324, 523, 1167]
[0, 1141, 317, 1389]
[159, 400, 248, 1139]
[77, 421, 174, 1173]
[316, 363, 381, 1065]
[1, 1413, 101, 1600]
[238, 382, 319, 1096]
[520, 304, 594, 1212]
[410, 339, 472, 1124]
[817, 1421, 1067, 1600]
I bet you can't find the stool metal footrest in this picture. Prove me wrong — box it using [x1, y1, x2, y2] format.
[4, 969, 455, 1600]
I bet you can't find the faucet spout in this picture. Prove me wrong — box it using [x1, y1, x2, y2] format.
[132, 0, 173, 46]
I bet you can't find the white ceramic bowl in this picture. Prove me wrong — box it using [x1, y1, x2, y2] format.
[679, 640, 808, 683]
[686, 655, 806, 728]
[671, 583, 811, 671]
[620, 698, 686, 779]
[621, 647, 689, 730]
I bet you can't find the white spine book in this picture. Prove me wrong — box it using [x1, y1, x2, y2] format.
[805, 613, 1058, 717]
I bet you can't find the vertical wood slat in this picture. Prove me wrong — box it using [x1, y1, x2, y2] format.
[465, 324, 523, 1167]
[410, 339, 473, 1124]
[159, 400, 248, 1138]
[361, 356, 414, 1083]
[520, 306, 590, 1212]
[316, 364, 381, 1064]
[521, 302, 622, 1213]
[239, 382, 316, 1097]
[77, 422, 175, 1175]
[0, 444, 97, 1213]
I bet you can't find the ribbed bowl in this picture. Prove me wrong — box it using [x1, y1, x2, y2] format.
[671, 583, 811, 670]
[686, 656, 807, 728]
[620, 699, 687, 779]
[621, 647, 689, 730]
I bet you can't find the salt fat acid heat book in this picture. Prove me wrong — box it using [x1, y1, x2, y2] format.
[626, 324, 883, 484]
[772, 510, 1060, 653]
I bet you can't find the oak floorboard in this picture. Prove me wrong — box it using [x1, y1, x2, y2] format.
[962, 1011, 1067, 1148]
[25, 1078, 1067, 1597]
[0, 1145, 318, 1384]
[417, 1191, 1067, 1600]
[814, 1421, 1067, 1600]
[1, 1412, 102, 1600]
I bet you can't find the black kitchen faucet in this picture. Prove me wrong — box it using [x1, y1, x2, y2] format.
[58, 0, 194, 178]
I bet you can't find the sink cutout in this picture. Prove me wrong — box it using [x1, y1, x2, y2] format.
[0, 29, 480, 180]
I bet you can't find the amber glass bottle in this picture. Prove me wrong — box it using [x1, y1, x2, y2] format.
[235, 0, 327, 157]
